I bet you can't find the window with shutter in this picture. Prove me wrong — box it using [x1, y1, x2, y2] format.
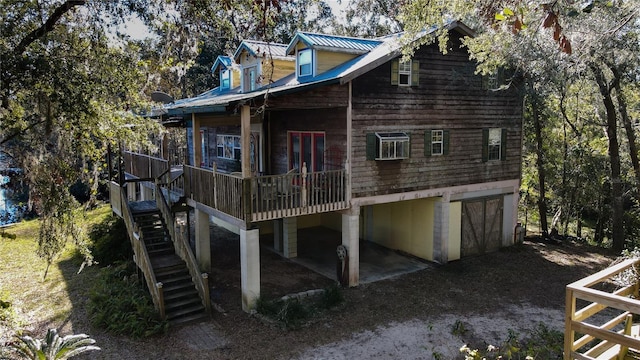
[391, 58, 419, 87]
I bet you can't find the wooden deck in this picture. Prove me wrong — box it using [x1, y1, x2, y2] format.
[115, 151, 349, 226]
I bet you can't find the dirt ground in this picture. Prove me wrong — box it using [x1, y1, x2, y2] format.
[69, 230, 615, 360]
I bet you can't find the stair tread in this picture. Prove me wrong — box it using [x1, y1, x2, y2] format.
[166, 297, 202, 309]
[156, 273, 192, 283]
[164, 289, 199, 301]
[167, 304, 205, 319]
[163, 282, 196, 292]
[169, 311, 207, 325]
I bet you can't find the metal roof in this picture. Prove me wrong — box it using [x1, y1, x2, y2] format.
[285, 32, 382, 55]
[233, 40, 292, 61]
[162, 21, 473, 116]
[211, 56, 233, 73]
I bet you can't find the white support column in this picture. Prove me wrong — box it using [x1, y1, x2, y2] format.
[240, 228, 260, 312]
[282, 217, 297, 258]
[502, 193, 516, 246]
[273, 219, 283, 253]
[342, 206, 360, 287]
[433, 193, 451, 264]
[195, 209, 211, 273]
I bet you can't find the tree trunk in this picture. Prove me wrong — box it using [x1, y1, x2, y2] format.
[591, 64, 625, 252]
[530, 90, 549, 235]
[612, 76, 640, 190]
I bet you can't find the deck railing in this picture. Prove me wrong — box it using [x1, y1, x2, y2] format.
[123, 151, 169, 180]
[182, 164, 348, 223]
[155, 175, 211, 316]
[112, 180, 165, 318]
[565, 258, 640, 359]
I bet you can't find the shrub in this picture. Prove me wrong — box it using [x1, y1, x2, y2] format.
[88, 263, 167, 338]
[88, 214, 131, 266]
[256, 285, 344, 329]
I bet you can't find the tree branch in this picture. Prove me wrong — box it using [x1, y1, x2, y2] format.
[14, 0, 86, 55]
[0, 119, 46, 146]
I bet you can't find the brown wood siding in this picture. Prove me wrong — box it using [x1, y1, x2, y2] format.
[351, 34, 523, 198]
[267, 83, 349, 109]
[268, 108, 347, 175]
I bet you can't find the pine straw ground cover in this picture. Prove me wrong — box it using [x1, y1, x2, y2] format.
[0, 206, 618, 359]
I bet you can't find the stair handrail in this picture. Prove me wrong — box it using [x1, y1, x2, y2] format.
[155, 178, 212, 316]
[119, 182, 166, 319]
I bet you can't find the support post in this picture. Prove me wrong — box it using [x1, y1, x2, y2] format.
[273, 219, 283, 253]
[241, 105, 251, 178]
[433, 193, 451, 264]
[282, 217, 297, 258]
[240, 228, 260, 312]
[342, 206, 360, 287]
[195, 209, 211, 273]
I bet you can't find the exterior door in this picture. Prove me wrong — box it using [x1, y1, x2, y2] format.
[461, 196, 503, 257]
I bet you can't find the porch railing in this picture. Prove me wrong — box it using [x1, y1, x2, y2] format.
[182, 164, 348, 223]
[123, 151, 169, 180]
[565, 258, 640, 359]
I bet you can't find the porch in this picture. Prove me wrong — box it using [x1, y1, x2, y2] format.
[565, 258, 640, 359]
[117, 151, 349, 224]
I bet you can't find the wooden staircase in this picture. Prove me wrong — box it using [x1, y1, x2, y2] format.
[133, 208, 207, 325]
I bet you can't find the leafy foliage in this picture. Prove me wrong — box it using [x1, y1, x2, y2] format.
[10, 328, 100, 360]
[88, 214, 132, 266]
[459, 323, 563, 359]
[87, 263, 167, 338]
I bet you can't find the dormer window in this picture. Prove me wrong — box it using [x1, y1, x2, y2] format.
[220, 69, 231, 90]
[298, 49, 312, 77]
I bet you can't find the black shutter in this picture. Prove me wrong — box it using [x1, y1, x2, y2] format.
[425, 130, 432, 156]
[443, 130, 450, 155]
[482, 128, 489, 162]
[366, 133, 377, 160]
[501, 129, 507, 161]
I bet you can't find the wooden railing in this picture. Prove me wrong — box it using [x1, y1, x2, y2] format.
[155, 176, 211, 316]
[250, 168, 347, 222]
[182, 164, 348, 223]
[565, 258, 640, 359]
[183, 165, 245, 220]
[112, 181, 165, 319]
[123, 151, 169, 179]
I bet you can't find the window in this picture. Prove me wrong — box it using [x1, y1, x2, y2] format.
[431, 130, 443, 155]
[482, 128, 507, 162]
[398, 59, 411, 86]
[243, 66, 257, 92]
[425, 129, 450, 156]
[391, 59, 419, 87]
[217, 135, 241, 160]
[289, 132, 325, 172]
[366, 132, 410, 160]
[298, 49, 312, 77]
[220, 69, 230, 90]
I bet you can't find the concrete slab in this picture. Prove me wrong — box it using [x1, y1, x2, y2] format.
[290, 227, 434, 284]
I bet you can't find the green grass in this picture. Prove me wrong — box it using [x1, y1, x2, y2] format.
[0, 205, 112, 337]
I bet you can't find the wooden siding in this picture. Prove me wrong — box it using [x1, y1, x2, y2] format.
[350, 34, 523, 198]
[267, 83, 349, 109]
[316, 50, 358, 75]
[269, 108, 347, 175]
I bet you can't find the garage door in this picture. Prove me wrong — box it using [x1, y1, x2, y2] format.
[461, 196, 503, 257]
